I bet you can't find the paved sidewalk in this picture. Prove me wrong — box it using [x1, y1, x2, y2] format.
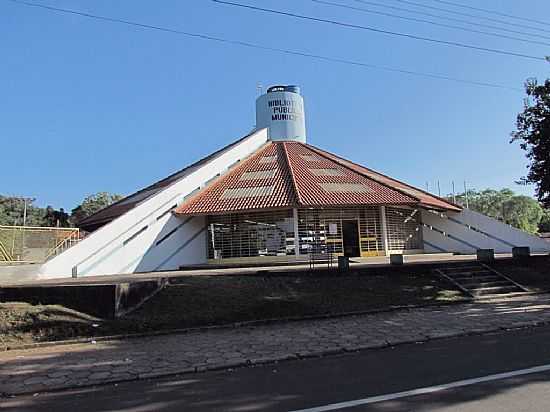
[2, 294, 550, 396]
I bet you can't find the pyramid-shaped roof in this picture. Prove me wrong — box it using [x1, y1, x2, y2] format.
[175, 141, 460, 215]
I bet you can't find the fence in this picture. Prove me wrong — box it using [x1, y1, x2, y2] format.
[0, 225, 81, 263]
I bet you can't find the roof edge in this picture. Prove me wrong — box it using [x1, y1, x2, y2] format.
[78, 129, 266, 231]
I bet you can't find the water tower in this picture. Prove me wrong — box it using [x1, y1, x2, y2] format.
[255, 85, 306, 143]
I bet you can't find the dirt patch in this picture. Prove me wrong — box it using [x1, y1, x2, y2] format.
[0, 302, 100, 348]
[0, 272, 465, 347]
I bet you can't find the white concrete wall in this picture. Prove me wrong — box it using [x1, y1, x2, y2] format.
[36, 129, 268, 280]
[422, 208, 550, 254]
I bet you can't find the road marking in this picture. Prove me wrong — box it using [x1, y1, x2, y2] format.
[289, 363, 550, 412]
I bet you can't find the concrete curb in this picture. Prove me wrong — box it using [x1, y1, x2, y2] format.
[1, 298, 472, 352]
[4, 318, 550, 398]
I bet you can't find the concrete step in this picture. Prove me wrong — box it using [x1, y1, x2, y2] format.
[446, 270, 494, 279]
[436, 264, 527, 297]
[452, 275, 502, 283]
[470, 285, 522, 296]
[475, 291, 531, 300]
[443, 265, 485, 272]
[460, 280, 512, 288]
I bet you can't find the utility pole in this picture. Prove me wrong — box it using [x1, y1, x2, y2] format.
[463, 181, 469, 209]
[452, 181, 456, 204]
[11, 195, 32, 227]
[22, 198, 28, 227]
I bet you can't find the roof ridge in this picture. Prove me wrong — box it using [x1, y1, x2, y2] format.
[280, 142, 304, 206]
[302, 143, 419, 203]
[177, 141, 274, 209]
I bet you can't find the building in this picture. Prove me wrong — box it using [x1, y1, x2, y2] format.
[34, 85, 549, 279]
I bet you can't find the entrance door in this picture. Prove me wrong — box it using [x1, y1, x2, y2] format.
[342, 220, 360, 257]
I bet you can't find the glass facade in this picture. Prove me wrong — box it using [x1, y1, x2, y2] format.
[297, 208, 383, 257]
[207, 210, 295, 259]
[206, 206, 423, 261]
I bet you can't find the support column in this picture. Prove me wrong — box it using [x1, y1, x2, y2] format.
[293, 208, 300, 260]
[380, 206, 389, 256]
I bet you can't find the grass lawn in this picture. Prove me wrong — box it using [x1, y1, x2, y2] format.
[0, 271, 465, 348]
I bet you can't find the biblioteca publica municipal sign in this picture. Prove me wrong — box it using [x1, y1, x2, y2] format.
[268, 98, 303, 121]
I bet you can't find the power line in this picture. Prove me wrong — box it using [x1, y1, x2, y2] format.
[391, 0, 550, 35]
[212, 0, 546, 62]
[310, 0, 550, 47]
[3, 0, 521, 91]
[353, 0, 550, 41]
[428, 0, 550, 27]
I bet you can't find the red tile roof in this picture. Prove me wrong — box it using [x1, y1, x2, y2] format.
[175, 141, 461, 215]
[307, 144, 462, 212]
[283, 142, 416, 207]
[175, 142, 297, 215]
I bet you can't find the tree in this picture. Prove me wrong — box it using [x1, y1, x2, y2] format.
[502, 196, 543, 234]
[70, 192, 123, 225]
[539, 209, 550, 233]
[454, 189, 514, 218]
[452, 188, 543, 234]
[0, 196, 49, 227]
[511, 79, 550, 207]
[44, 206, 70, 227]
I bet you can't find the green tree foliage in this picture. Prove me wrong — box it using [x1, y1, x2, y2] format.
[70, 192, 123, 225]
[511, 79, 550, 207]
[453, 189, 543, 234]
[0, 196, 50, 227]
[502, 196, 543, 234]
[0, 193, 123, 228]
[539, 209, 550, 233]
[43, 206, 70, 228]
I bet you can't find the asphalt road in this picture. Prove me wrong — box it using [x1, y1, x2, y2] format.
[4, 325, 550, 412]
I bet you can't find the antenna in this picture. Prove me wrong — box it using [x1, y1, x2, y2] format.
[256, 82, 263, 96]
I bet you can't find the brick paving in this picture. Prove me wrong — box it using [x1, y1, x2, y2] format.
[2, 294, 550, 396]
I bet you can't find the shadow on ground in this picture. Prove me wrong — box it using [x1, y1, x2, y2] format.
[4, 323, 550, 412]
[0, 272, 466, 347]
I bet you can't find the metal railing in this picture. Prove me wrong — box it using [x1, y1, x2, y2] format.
[0, 225, 81, 263]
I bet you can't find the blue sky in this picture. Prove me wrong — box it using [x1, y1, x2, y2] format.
[2, 0, 549, 209]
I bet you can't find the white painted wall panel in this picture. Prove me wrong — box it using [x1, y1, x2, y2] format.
[422, 208, 550, 254]
[422, 225, 474, 254]
[37, 130, 268, 279]
[154, 217, 207, 271]
[453, 208, 550, 252]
